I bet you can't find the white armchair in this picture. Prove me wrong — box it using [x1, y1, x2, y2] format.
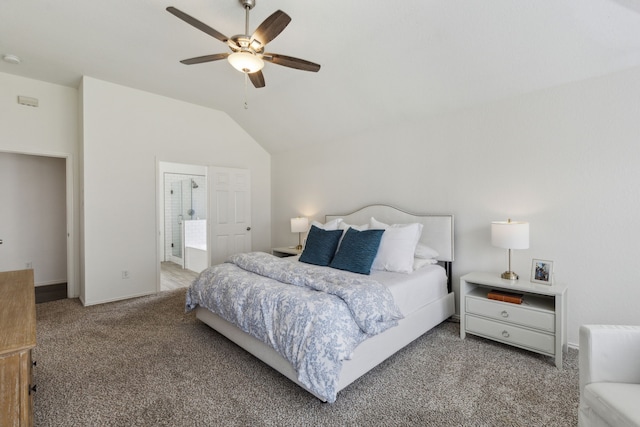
[579, 325, 640, 427]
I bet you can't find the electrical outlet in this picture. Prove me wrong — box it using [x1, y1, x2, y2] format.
[122, 270, 130, 279]
[26, 262, 33, 269]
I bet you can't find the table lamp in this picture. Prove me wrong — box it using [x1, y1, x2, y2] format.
[290, 217, 309, 250]
[491, 219, 529, 280]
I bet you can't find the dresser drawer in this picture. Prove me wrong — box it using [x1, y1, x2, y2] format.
[466, 295, 555, 332]
[466, 315, 555, 355]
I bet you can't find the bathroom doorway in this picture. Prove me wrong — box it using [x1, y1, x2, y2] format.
[158, 161, 206, 291]
[167, 175, 206, 267]
[156, 163, 252, 292]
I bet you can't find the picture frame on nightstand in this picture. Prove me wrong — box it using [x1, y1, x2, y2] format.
[531, 259, 554, 285]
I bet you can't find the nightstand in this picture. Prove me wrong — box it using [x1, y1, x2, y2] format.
[459, 272, 568, 368]
[272, 247, 302, 257]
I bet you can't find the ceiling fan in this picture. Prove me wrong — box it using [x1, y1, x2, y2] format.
[167, 0, 321, 88]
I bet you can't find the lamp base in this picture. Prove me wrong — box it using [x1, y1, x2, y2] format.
[501, 271, 519, 280]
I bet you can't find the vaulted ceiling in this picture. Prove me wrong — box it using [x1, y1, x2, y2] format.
[2, 1, 640, 153]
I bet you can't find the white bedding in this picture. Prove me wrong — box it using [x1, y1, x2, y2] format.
[287, 255, 447, 316]
[370, 265, 448, 315]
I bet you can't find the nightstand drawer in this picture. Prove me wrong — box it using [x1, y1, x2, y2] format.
[466, 315, 555, 355]
[466, 296, 555, 332]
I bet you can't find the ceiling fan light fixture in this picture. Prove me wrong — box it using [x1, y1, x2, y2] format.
[228, 51, 264, 73]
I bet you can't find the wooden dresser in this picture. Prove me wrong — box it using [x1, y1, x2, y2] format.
[0, 270, 36, 427]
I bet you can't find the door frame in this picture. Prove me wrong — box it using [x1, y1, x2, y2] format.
[155, 160, 208, 292]
[0, 148, 76, 298]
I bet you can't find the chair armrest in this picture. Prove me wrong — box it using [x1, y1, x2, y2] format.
[580, 325, 640, 393]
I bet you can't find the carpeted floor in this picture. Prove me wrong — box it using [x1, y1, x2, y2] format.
[33, 289, 579, 426]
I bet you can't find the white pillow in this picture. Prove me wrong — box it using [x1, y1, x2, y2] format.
[415, 243, 439, 259]
[339, 222, 369, 232]
[369, 217, 423, 274]
[369, 217, 389, 230]
[335, 222, 368, 249]
[304, 219, 343, 249]
[310, 218, 343, 231]
[413, 257, 438, 270]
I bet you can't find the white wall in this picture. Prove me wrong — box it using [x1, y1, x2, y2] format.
[0, 72, 80, 296]
[272, 65, 640, 347]
[80, 77, 271, 305]
[0, 153, 66, 285]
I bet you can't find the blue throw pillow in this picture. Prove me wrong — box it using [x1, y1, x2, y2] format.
[299, 225, 343, 266]
[329, 228, 385, 275]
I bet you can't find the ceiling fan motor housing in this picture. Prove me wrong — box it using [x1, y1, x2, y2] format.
[239, 0, 255, 10]
[229, 35, 264, 54]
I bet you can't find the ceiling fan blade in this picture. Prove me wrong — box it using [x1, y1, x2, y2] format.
[248, 71, 266, 88]
[263, 54, 321, 72]
[251, 10, 291, 46]
[167, 6, 228, 43]
[180, 53, 230, 65]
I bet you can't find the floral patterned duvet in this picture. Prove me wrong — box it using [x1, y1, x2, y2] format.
[185, 251, 403, 402]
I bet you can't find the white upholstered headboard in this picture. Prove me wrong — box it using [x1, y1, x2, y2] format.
[325, 204, 454, 262]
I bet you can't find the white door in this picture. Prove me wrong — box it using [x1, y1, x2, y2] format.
[208, 167, 251, 266]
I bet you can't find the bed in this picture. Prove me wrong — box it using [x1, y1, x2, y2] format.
[188, 205, 455, 402]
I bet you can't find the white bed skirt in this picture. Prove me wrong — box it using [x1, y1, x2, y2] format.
[196, 291, 455, 401]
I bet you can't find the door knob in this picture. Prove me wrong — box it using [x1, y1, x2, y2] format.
[246, 227, 251, 231]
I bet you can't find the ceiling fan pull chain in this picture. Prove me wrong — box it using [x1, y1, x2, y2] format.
[244, 73, 249, 109]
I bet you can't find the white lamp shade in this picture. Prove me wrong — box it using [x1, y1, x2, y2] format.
[491, 221, 529, 249]
[290, 217, 309, 233]
[228, 52, 265, 73]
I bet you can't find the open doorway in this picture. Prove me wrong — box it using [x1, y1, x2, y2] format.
[156, 163, 252, 292]
[157, 162, 206, 291]
[0, 151, 70, 302]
